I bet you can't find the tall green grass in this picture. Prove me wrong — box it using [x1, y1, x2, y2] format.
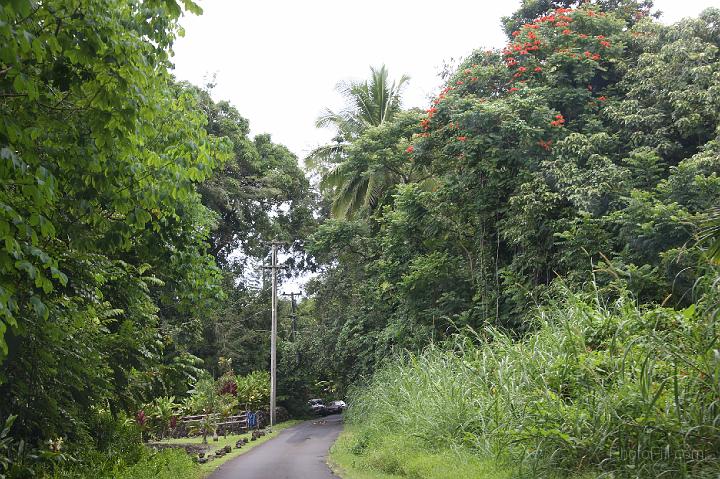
[343, 294, 720, 478]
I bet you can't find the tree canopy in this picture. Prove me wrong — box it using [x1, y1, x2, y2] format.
[302, 4, 720, 389]
[1, 1, 719, 477]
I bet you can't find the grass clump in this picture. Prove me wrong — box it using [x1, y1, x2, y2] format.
[331, 430, 511, 479]
[339, 293, 720, 478]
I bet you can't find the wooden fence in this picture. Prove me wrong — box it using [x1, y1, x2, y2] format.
[176, 411, 261, 437]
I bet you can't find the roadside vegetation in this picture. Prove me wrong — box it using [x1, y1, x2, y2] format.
[2, 0, 720, 477]
[0, 0, 314, 477]
[308, 1, 720, 478]
[334, 293, 719, 478]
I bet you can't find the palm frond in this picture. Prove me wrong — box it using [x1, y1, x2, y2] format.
[698, 205, 720, 263]
[320, 162, 352, 190]
[305, 142, 347, 172]
[331, 174, 369, 218]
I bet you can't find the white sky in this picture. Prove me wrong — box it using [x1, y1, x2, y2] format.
[171, 0, 718, 159]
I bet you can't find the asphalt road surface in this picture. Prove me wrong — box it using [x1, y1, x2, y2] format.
[208, 414, 343, 479]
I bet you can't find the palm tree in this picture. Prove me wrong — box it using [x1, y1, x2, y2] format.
[307, 65, 409, 218]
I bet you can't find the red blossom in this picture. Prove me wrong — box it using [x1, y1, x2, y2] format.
[592, 53, 601, 61]
[457, 136, 467, 142]
[562, 29, 573, 35]
[512, 30, 521, 36]
[518, 66, 527, 72]
[136, 410, 147, 427]
[538, 139, 553, 150]
[405, 146, 415, 154]
[534, 66, 542, 72]
[550, 114, 566, 127]
[598, 96, 607, 101]
[599, 40, 611, 48]
[508, 87, 519, 92]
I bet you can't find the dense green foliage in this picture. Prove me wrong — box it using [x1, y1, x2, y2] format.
[0, 0, 314, 476]
[342, 292, 719, 478]
[0, 0, 226, 446]
[305, 2, 720, 478]
[303, 2, 720, 393]
[3, 0, 720, 477]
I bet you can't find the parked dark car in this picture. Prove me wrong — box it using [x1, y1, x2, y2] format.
[308, 398, 326, 415]
[308, 399, 347, 416]
[325, 400, 347, 414]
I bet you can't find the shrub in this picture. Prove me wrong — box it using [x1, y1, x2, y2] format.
[236, 371, 270, 410]
[113, 449, 198, 479]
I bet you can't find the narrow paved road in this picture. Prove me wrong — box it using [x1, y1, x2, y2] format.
[208, 414, 343, 479]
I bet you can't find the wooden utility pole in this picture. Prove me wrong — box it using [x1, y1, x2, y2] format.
[270, 242, 277, 427]
[281, 291, 301, 341]
[263, 240, 286, 427]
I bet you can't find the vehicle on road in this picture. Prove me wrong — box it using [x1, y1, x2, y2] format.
[308, 399, 347, 416]
[325, 400, 347, 414]
[308, 398, 326, 415]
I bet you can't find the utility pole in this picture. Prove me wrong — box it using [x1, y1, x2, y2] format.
[263, 240, 286, 427]
[281, 291, 301, 341]
[282, 291, 302, 365]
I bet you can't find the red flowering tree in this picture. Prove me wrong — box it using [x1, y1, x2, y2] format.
[391, 4, 720, 328]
